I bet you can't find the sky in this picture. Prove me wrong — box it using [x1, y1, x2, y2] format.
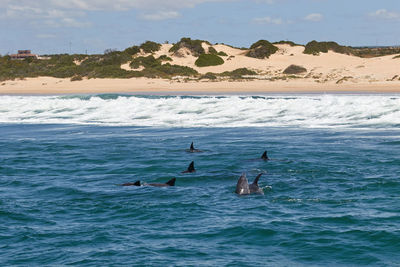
[0, 0, 400, 55]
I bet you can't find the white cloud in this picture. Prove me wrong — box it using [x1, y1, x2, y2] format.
[369, 9, 400, 20]
[44, 0, 224, 11]
[304, 13, 323, 22]
[0, 0, 229, 24]
[141, 11, 180, 21]
[253, 16, 284, 25]
[61, 17, 91, 27]
[0, 2, 89, 27]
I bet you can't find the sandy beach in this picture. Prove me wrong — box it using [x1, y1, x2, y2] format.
[1, 44, 399, 95]
[1, 77, 400, 95]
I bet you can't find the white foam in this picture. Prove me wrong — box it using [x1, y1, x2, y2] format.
[0, 95, 399, 128]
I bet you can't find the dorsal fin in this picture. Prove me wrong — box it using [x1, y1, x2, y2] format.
[190, 142, 194, 151]
[166, 178, 176, 186]
[134, 180, 141, 186]
[261, 151, 269, 160]
[252, 173, 263, 186]
[187, 161, 195, 172]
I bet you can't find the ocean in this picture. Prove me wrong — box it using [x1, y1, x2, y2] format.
[1, 94, 399, 266]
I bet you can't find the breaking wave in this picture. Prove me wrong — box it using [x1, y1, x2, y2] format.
[1, 94, 400, 128]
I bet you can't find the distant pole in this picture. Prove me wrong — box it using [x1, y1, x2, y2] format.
[69, 41, 72, 54]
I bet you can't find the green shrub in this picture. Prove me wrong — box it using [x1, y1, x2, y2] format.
[273, 40, 300, 46]
[283, 65, 307, 74]
[130, 56, 159, 69]
[124, 45, 140, 55]
[101, 51, 131, 65]
[87, 65, 134, 78]
[195, 54, 224, 67]
[304, 40, 352, 55]
[48, 65, 80, 78]
[48, 54, 75, 66]
[140, 41, 161, 53]
[158, 55, 173, 61]
[155, 63, 198, 76]
[208, 47, 217, 54]
[393, 55, 400, 59]
[246, 40, 278, 59]
[208, 47, 227, 56]
[220, 68, 257, 78]
[169, 37, 208, 56]
[351, 47, 400, 58]
[201, 72, 217, 80]
[129, 55, 197, 77]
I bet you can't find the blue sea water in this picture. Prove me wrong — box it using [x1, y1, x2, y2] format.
[1, 94, 400, 266]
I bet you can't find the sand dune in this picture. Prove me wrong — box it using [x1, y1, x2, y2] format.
[1, 43, 399, 94]
[140, 43, 400, 84]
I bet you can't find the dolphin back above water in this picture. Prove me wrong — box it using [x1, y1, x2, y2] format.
[121, 180, 141, 186]
[249, 173, 264, 194]
[235, 173, 250, 195]
[235, 173, 264, 195]
[187, 142, 202, 153]
[182, 161, 196, 173]
[261, 151, 269, 160]
[146, 178, 176, 187]
[120, 178, 176, 187]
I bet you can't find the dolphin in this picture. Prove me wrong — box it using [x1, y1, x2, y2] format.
[235, 173, 250, 195]
[235, 173, 264, 195]
[182, 161, 196, 173]
[249, 173, 264, 195]
[120, 180, 141, 186]
[146, 178, 176, 187]
[120, 178, 176, 187]
[186, 142, 202, 153]
[261, 151, 270, 161]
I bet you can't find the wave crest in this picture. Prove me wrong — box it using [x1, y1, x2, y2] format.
[1, 95, 399, 128]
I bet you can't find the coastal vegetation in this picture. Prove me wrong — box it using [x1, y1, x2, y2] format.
[0, 48, 197, 81]
[139, 41, 161, 53]
[246, 40, 278, 59]
[220, 68, 257, 79]
[302, 41, 400, 58]
[283, 65, 307, 74]
[123, 41, 161, 55]
[351, 47, 400, 58]
[208, 47, 218, 54]
[273, 40, 300, 46]
[200, 72, 217, 80]
[124, 45, 140, 55]
[129, 55, 197, 77]
[303, 40, 352, 55]
[169, 37, 209, 56]
[195, 54, 224, 67]
[199, 68, 257, 80]
[1, 37, 400, 82]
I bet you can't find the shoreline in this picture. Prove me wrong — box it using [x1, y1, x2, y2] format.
[1, 77, 400, 95]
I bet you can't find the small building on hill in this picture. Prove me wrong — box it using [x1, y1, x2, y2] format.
[10, 50, 38, 60]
